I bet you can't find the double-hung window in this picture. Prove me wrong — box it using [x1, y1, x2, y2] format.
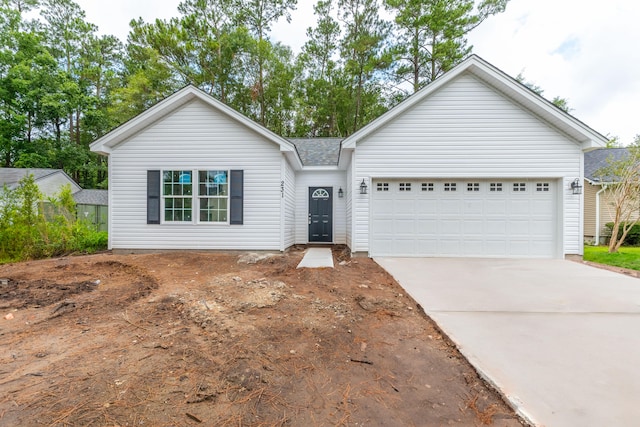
[162, 169, 229, 223]
[163, 170, 193, 222]
[199, 170, 228, 222]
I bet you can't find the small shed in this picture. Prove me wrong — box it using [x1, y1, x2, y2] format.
[73, 189, 108, 232]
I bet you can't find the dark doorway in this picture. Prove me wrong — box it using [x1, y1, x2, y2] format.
[308, 187, 332, 243]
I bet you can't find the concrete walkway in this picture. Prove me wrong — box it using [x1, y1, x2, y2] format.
[375, 257, 640, 427]
[297, 247, 334, 269]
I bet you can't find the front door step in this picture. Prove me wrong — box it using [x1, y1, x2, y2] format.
[297, 248, 334, 269]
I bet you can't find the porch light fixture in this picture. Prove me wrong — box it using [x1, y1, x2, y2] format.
[359, 179, 368, 195]
[338, 187, 344, 198]
[570, 178, 583, 195]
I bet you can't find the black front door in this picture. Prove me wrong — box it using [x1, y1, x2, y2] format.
[309, 187, 332, 243]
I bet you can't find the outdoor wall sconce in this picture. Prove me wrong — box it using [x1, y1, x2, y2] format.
[570, 178, 583, 195]
[338, 187, 344, 198]
[359, 179, 368, 194]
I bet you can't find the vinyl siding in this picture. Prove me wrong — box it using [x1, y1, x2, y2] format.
[38, 173, 81, 197]
[353, 72, 582, 256]
[598, 191, 617, 237]
[294, 170, 347, 244]
[109, 99, 283, 250]
[345, 152, 353, 250]
[584, 180, 598, 240]
[283, 158, 296, 249]
[589, 187, 640, 243]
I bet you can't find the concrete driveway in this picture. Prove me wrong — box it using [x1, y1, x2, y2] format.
[375, 258, 640, 427]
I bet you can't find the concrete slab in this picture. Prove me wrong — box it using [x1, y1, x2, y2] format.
[297, 247, 334, 269]
[375, 257, 640, 427]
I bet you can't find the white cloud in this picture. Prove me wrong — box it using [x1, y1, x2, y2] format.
[75, 1, 181, 42]
[468, 0, 640, 143]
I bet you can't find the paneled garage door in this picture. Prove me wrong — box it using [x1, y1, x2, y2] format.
[370, 179, 557, 258]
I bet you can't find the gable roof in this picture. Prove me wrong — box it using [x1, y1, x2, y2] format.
[289, 138, 342, 166]
[0, 168, 57, 187]
[342, 55, 608, 151]
[73, 189, 108, 206]
[0, 168, 81, 192]
[90, 85, 299, 162]
[584, 148, 629, 183]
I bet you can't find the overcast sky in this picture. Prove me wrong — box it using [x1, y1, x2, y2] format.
[74, 0, 639, 145]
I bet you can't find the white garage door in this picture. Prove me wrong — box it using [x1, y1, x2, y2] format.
[370, 179, 557, 258]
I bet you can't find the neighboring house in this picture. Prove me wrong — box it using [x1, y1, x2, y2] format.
[583, 148, 638, 244]
[90, 55, 607, 258]
[74, 189, 108, 232]
[0, 168, 81, 197]
[0, 167, 108, 231]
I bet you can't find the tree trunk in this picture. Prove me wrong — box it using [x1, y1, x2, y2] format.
[413, 30, 420, 92]
[27, 112, 32, 144]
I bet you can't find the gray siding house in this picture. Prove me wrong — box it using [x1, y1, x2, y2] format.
[90, 56, 607, 258]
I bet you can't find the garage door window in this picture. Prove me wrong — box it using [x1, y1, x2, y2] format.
[376, 183, 389, 192]
[444, 183, 457, 191]
[536, 183, 550, 192]
[422, 183, 434, 192]
[490, 183, 503, 192]
[467, 183, 480, 192]
[513, 183, 526, 192]
[399, 183, 412, 191]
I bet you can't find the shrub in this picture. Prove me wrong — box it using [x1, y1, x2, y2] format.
[0, 175, 108, 262]
[605, 222, 640, 246]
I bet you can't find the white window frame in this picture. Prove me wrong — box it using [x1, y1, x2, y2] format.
[197, 170, 230, 224]
[161, 169, 230, 225]
[162, 170, 194, 223]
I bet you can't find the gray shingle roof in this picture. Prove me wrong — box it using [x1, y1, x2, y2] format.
[288, 138, 343, 166]
[0, 168, 62, 189]
[584, 148, 629, 182]
[73, 189, 108, 206]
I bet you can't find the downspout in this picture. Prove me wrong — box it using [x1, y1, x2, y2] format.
[595, 185, 607, 245]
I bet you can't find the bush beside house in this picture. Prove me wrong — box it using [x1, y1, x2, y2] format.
[604, 222, 640, 246]
[0, 175, 107, 262]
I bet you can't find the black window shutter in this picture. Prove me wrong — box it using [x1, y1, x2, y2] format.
[229, 170, 244, 225]
[147, 170, 161, 224]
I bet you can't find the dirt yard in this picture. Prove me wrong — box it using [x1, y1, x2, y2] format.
[0, 247, 524, 426]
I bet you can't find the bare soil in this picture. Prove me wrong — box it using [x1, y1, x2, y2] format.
[0, 247, 524, 426]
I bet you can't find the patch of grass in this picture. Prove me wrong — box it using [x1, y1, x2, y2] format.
[583, 245, 640, 271]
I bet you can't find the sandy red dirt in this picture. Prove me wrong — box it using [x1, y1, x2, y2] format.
[0, 247, 523, 426]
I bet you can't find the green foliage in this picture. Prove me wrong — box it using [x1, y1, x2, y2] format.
[338, 0, 391, 133]
[605, 222, 640, 246]
[516, 72, 572, 113]
[0, 0, 515, 170]
[551, 96, 572, 113]
[385, 0, 509, 93]
[606, 135, 622, 148]
[0, 175, 107, 262]
[583, 245, 640, 271]
[596, 141, 640, 253]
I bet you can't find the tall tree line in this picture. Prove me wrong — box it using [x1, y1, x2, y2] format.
[0, 0, 509, 188]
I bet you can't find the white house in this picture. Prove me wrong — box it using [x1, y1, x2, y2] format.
[0, 167, 108, 230]
[90, 55, 607, 258]
[0, 168, 81, 196]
